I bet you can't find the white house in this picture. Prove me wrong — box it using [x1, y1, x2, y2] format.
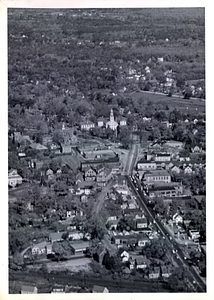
[8, 169, 22, 187]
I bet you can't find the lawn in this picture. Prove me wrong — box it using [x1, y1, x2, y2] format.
[128, 91, 205, 115]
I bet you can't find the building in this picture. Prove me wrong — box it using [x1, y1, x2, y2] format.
[164, 140, 183, 150]
[70, 241, 90, 255]
[97, 117, 105, 127]
[119, 117, 127, 126]
[92, 285, 109, 293]
[154, 153, 171, 162]
[51, 286, 65, 293]
[84, 167, 97, 181]
[149, 267, 160, 279]
[80, 156, 119, 171]
[80, 120, 95, 131]
[137, 159, 157, 171]
[8, 169, 22, 187]
[161, 266, 172, 278]
[112, 233, 149, 247]
[21, 285, 38, 294]
[49, 232, 65, 243]
[29, 143, 48, 151]
[148, 183, 183, 198]
[106, 109, 118, 130]
[32, 241, 47, 255]
[136, 217, 148, 229]
[142, 170, 171, 184]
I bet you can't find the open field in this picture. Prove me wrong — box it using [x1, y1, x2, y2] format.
[128, 91, 205, 115]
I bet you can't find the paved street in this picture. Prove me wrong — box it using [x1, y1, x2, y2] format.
[92, 180, 114, 214]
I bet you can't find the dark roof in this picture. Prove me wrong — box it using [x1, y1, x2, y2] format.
[93, 285, 108, 293]
[149, 186, 177, 192]
[156, 153, 171, 157]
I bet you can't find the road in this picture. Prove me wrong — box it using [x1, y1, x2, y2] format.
[125, 175, 206, 292]
[123, 143, 139, 175]
[91, 180, 114, 214]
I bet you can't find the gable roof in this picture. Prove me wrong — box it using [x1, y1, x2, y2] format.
[21, 285, 38, 293]
[92, 285, 109, 293]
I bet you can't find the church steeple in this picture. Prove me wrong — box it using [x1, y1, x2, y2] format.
[110, 109, 114, 122]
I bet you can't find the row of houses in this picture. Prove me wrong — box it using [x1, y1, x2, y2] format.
[137, 158, 205, 175]
[30, 231, 91, 256]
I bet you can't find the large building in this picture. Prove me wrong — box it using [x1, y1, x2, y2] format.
[80, 120, 95, 131]
[137, 159, 157, 171]
[147, 183, 183, 198]
[106, 109, 118, 131]
[142, 170, 171, 184]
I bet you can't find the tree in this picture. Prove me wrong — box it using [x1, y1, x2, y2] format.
[83, 215, 107, 240]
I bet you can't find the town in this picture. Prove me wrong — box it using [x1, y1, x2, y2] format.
[8, 7, 206, 294]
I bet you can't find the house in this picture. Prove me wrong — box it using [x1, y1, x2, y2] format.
[164, 140, 183, 150]
[119, 117, 127, 126]
[92, 285, 109, 293]
[8, 169, 22, 187]
[189, 230, 200, 242]
[184, 166, 193, 174]
[29, 143, 48, 151]
[21, 285, 38, 294]
[46, 168, 54, 180]
[70, 241, 90, 255]
[96, 167, 111, 186]
[68, 231, 84, 240]
[76, 181, 95, 195]
[32, 241, 47, 255]
[191, 145, 203, 153]
[136, 217, 148, 229]
[97, 117, 105, 127]
[51, 285, 65, 293]
[80, 120, 95, 131]
[75, 172, 84, 185]
[121, 250, 130, 262]
[155, 153, 171, 162]
[46, 243, 53, 255]
[84, 167, 97, 181]
[137, 234, 150, 247]
[161, 266, 172, 278]
[80, 193, 88, 203]
[137, 159, 157, 171]
[142, 170, 171, 184]
[149, 267, 160, 279]
[170, 165, 181, 174]
[173, 213, 183, 225]
[123, 208, 144, 219]
[136, 258, 148, 269]
[107, 219, 118, 230]
[49, 232, 65, 243]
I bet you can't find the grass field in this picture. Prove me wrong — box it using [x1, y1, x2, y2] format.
[128, 91, 205, 115]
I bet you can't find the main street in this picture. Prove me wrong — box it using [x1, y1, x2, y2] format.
[125, 175, 206, 292]
[123, 142, 139, 175]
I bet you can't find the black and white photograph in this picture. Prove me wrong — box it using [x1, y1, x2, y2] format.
[1, 1, 210, 296]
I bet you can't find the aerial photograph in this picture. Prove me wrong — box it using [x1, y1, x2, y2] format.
[8, 7, 206, 293]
